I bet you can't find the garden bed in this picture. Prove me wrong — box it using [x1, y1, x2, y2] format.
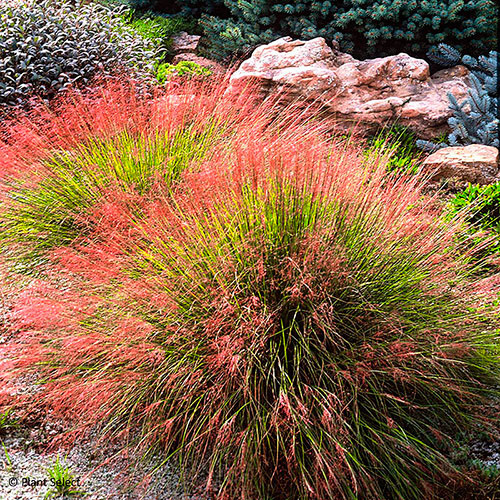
[0, 1, 498, 499]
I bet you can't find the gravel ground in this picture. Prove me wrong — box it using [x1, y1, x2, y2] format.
[0, 427, 210, 500]
[469, 438, 500, 469]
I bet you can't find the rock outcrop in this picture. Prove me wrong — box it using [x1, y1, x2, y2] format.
[420, 145, 499, 185]
[228, 37, 471, 139]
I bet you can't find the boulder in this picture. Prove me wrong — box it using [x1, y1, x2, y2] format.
[171, 32, 201, 54]
[228, 37, 471, 139]
[421, 145, 499, 185]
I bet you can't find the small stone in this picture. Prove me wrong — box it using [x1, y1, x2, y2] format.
[421, 145, 499, 185]
[171, 32, 201, 54]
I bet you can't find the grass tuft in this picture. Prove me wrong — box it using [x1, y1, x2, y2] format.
[45, 456, 84, 499]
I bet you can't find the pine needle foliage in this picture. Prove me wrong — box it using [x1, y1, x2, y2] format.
[128, 0, 498, 61]
[418, 45, 498, 151]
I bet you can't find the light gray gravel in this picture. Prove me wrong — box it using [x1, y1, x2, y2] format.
[469, 439, 500, 469]
[0, 356, 213, 500]
[0, 428, 210, 500]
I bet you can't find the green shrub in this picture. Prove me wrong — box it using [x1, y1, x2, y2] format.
[124, 11, 197, 48]
[0, 0, 158, 107]
[447, 182, 500, 254]
[445, 183, 500, 274]
[364, 125, 424, 174]
[156, 61, 211, 83]
[449, 183, 500, 230]
[125, 0, 223, 16]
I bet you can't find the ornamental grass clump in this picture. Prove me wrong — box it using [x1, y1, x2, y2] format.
[3, 114, 499, 499]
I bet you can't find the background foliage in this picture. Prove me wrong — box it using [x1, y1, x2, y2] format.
[127, 0, 498, 60]
[156, 61, 211, 83]
[0, 0, 158, 107]
[364, 124, 424, 174]
[448, 182, 500, 255]
[123, 10, 198, 52]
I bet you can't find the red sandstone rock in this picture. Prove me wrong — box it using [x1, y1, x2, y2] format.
[229, 37, 471, 139]
[421, 145, 499, 185]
